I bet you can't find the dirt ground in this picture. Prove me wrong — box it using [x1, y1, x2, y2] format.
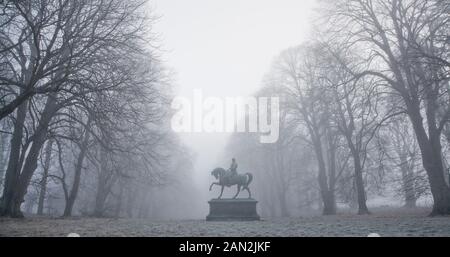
[1, 207, 449, 237]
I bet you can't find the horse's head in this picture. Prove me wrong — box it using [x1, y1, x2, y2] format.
[211, 168, 223, 180]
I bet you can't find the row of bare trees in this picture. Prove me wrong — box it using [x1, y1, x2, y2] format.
[0, 0, 192, 218]
[224, 0, 449, 216]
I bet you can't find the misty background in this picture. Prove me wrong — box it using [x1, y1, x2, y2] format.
[0, 0, 449, 221]
[152, 0, 317, 218]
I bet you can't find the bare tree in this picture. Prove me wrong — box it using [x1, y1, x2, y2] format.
[322, 0, 450, 215]
[0, 0, 165, 217]
[275, 45, 350, 215]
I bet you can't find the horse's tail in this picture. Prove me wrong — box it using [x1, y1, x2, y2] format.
[245, 173, 253, 189]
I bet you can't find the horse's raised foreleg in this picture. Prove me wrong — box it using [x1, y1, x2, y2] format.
[218, 186, 225, 199]
[233, 185, 241, 199]
[209, 182, 219, 191]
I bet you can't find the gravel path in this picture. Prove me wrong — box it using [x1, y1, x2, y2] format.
[1, 208, 449, 237]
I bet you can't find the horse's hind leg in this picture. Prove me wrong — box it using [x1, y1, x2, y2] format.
[246, 187, 252, 199]
[233, 185, 241, 199]
[218, 186, 224, 199]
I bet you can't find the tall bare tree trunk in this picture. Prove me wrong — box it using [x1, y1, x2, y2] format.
[346, 139, 370, 215]
[327, 135, 337, 214]
[11, 94, 58, 217]
[312, 136, 337, 215]
[37, 139, 53, 215]
[407, 103, 450, 215]
[353, 154, 370, 215]
[0, 101, 28, 217]
[63, 125, 90, 217]
[0, 128, 9, 192]
[273, 156, 290, 217]
[3, 24, 69, 217]
[94, 148, 112, 217]
[94, 175, 108, 217]
[399, 153, 417, 208]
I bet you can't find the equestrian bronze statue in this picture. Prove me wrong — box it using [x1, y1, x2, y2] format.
[209, 167, 253, 199]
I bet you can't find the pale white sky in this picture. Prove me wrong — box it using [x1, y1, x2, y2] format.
[150, 0, 317, 190]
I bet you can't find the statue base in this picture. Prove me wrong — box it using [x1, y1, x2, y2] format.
[206, 198, 260, 221]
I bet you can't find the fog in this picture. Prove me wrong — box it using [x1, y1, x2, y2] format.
[1, 0, 448, 226]
[152, 0, 317, 215]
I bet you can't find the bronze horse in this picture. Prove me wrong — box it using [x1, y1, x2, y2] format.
[209, 167, 253, 199]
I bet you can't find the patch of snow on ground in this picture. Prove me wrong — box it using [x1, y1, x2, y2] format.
[1, 208, 449, 237]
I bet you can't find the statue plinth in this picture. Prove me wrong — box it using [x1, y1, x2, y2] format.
[206, 198, 260, 221]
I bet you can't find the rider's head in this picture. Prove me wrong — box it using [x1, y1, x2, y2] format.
[232, 158, 235, 162]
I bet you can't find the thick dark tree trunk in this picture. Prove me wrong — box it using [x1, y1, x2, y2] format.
[62, 152, 87, 217]
[0, 23, 42, 217]
[37, 140, 53, 215]
[422, 145, 450, 216]
[9, 94, 58, 217]
[407, 105, 450, 216]
[353, 154, 370, 215]
[0, 101, 28, 217]
[62, 168, 81, 218]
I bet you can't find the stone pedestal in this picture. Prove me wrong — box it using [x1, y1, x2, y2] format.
[206, 198, 260, 221]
